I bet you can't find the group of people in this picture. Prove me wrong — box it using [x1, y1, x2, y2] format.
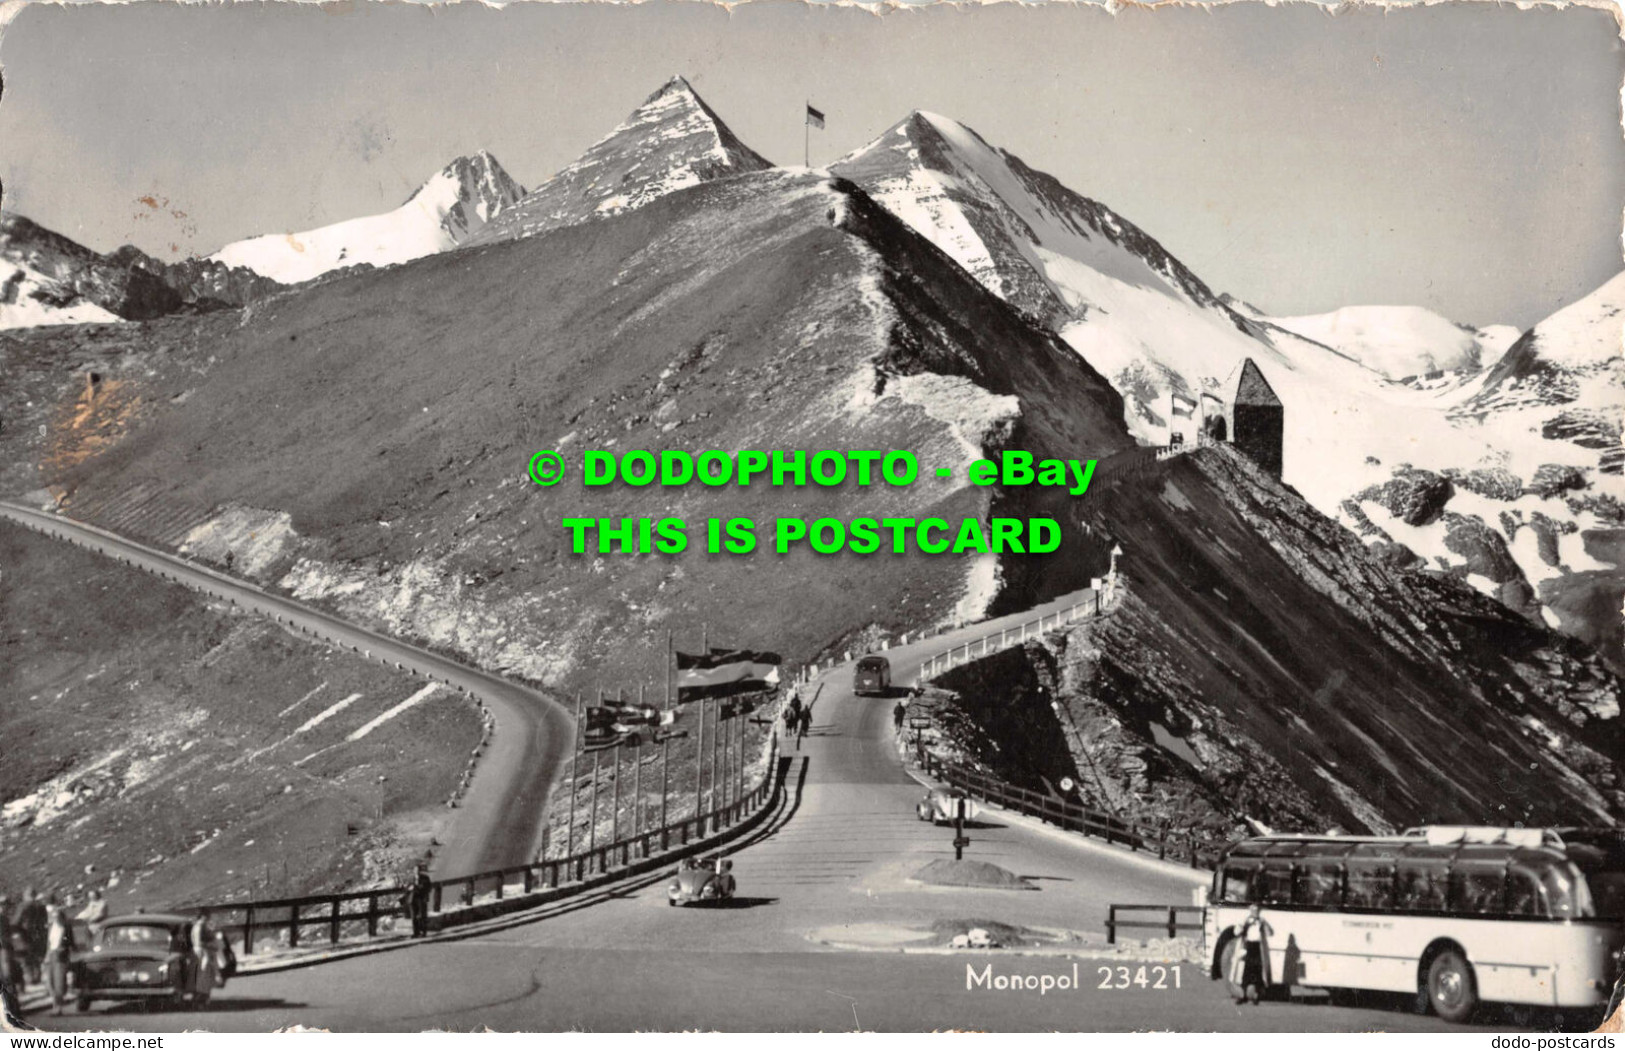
[783, 689, 814, 746]
[0, 888, 107, 1017]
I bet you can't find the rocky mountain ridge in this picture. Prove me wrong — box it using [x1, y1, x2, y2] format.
[466, 75, 773, 247]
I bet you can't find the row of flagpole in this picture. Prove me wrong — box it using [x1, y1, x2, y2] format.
[555, 627, 763, 863]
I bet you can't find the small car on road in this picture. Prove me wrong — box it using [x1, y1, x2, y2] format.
[853, 655, 892, 697]
[71, 913, 227, 1010]
[917, 788, 979, 825]
[667, 856, 736, 907]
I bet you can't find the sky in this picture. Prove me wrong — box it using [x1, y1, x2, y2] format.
[0, 0, 1621, 329]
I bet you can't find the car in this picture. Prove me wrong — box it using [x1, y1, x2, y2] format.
[916, 788, 978, 825]
[853, 655, 891, 697]
[71, 913, 228, 1011]
[667, 856, 736, 907]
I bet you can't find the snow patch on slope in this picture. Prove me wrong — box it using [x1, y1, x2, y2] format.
[1269, 305, 1515, 381]
[1, 262, 121, 330]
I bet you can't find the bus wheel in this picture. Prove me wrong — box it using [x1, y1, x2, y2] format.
[1425, 950, 1478, 1024]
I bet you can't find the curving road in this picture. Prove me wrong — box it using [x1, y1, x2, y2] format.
[0, 499, 573, 878]
[14, 579, 1519, 1032]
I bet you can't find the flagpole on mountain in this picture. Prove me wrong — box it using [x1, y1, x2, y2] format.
[588, 687, 601, 863]
[720, 699, 731, 815]
[565, 691, 581, 859]
[701, 623, 711, 827]
[694, 693, 706, 828]
[634, 684, 644, 842]
[805, 100, 809, 168]
[661, 631, 672, 844]
[711, 692, 722, 818]
[611, 687, 623, 847]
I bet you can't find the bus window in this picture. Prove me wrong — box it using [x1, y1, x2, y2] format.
[1259, 860, 1294, 905]
[1396, 859, 1449, 913]
[1345, 861, 1395, 910]
[1219, 862, 1259, 903]
[1505, 867, 1543, 917]
[1296, 860, 1344, 908]
[1581, 870, 1625, 919]
[1539, 862, 1592, 919]
[1449, 864, 1506, 915]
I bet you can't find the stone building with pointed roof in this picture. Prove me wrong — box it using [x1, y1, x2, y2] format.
[1217, 358, 1283, 477]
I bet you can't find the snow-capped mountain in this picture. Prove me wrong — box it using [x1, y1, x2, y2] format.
[1458, 270, 1624, 466]
[210, 151, 525, 284]
[831, 112, 1277, 434]
[466, 76, 771, 246]
[1267, 305, 1520, 383]
[832, 111, 1623, 658]
[1, 212, 286, 330]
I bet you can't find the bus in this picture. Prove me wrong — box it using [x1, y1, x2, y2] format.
[853, 655, 891, 697]
[1205, 826, 1625, 1023]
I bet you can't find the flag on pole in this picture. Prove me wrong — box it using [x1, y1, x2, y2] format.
[676, 646, 781, 703]
[1169, 391, 1198, 419]
[805, 104, 825, 130]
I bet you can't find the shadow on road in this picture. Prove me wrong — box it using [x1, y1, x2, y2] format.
[681, 896, 779, 910]
[66, 996, 306, 1018]
[1282, 988, 1599, 1033]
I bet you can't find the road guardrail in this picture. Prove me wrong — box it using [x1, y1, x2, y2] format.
[916, 597, 1097, 681]
[1105, 904, 1207, 944]
[924, 755, 1222, 871]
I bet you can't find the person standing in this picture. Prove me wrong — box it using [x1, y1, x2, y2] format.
[14, 889, 46, 987]
[1229, 903, 1274, 1004]
[0, 895, 21, 1025]
[77, 890, 108, 925]
[188, 919, 219, 1000]
[43, 904, 75, 1015]
[892, 701, 906, 734]
[409, 866, 432, 938]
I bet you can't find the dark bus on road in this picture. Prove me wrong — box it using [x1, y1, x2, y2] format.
[853, 655, 892, 697]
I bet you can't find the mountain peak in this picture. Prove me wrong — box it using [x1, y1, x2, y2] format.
[209, 150, 526, 284]
[466, 76, 771, 246]
[651, 74, 697, 99]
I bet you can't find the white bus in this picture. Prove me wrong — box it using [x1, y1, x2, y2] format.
[1204, 826, 1625, 1023]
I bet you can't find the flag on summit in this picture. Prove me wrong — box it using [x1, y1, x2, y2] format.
[805, 104, 825, 130]
[676, 647, 781, 703]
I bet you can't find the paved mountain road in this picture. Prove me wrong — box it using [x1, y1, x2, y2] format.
[0, 499, 572, 878]
[13, 567, 1502, 1031]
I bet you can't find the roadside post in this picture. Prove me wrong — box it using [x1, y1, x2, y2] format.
[953, 797, 970, 861]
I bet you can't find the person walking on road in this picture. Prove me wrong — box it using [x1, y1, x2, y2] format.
[796, 704, 812, 743]
[893, 701, 907, 734]
[43, 904, 74, 1015]
[14, 889, 45, 988]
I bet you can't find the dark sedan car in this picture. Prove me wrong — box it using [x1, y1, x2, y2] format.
[72, 914, 225, 1010]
